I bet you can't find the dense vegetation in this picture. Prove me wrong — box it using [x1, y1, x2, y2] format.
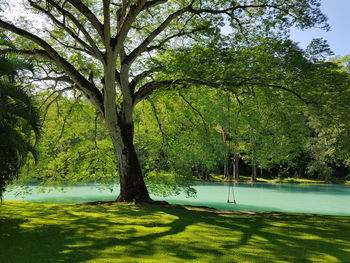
[20, 52, 350, 194]
[0, 35, 41, 199]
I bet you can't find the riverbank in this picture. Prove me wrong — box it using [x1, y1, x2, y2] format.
[1, 201, 349, 262]
[203, 175, 350, 184]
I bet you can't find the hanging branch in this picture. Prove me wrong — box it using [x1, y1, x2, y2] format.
[178, 90, 208, 129]
[57, 92, 83, 142]
[94, 111, 100, 150]
[247, 82, 310, 105]
[133, 76, 311, 108]
[40, 86, 75, 123]
[148, 97, 168, 145]
[134, 78, 225, 104]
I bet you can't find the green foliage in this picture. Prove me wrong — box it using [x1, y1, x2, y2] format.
[144, 171, 196, 198]
[20, 46, 350, 190]
[134, 84, 307, 180]
[134, 88, 227, 179]
[20, 94, 197, 196]
[146, 38, 350, 179]
[302, 56, 350, 178]
[0, 53, 40, 200]
[137, 39, 310, 175]
[20, 95, 117, 186]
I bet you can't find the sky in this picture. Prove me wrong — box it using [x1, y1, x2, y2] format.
[290, 0, 350, 57]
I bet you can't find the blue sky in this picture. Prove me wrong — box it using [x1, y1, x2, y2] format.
[290, 0, 350, 56]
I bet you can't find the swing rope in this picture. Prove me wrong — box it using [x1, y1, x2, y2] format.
[226, 94, 236, 204]
[227, 180, 236, 204]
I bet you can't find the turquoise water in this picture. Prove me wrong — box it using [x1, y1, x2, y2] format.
[4, 182, 350, 216]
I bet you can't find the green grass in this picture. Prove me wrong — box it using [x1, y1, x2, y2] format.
[206, 174, 344, 184]
[1, 201, 350, 263]
[258, 177, 326, 184]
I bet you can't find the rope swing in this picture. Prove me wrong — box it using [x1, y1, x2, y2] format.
[226, 93, 236, 205]
[227, 180, 236, 204]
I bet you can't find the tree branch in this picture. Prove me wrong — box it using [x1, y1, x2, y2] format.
[48, 32, 95, 58]
[134, 76, 310, 106]
[188, 3, 283, 16]
[46, 0, 104, 62]
[134, 78, 224, 105]
[103, 0, 111, 48]
[130, 68, 158, 91]
[30, 75, 73, 84]
[66, 0, 104, 38]
[40, 87, 74, 123]
[145, 27, 204, 52]
[248, 82, 310, 105]
[0, 19, 104, 114]
[112, 0, 147, 52]
[57, 93, 83, 142]
[178, 90, 207, 128]
[148, 97, 168, 145]
[125, 4, 192, 65]
[134, 80, 173, 105]
[142, 0, 168, 11]
[29, 0, 96, 58]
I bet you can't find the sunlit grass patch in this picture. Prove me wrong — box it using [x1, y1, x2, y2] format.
[1, 201, 350, 262]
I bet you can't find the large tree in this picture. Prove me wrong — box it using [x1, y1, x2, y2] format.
[0, 0, 328, 201]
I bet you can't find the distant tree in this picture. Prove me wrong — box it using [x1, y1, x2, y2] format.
[304, 56, 350, 179]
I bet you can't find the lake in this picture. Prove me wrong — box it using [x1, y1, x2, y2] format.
[3, 182, 350, 216]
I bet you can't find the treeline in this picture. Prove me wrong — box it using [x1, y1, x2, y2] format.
[134, 84, 350, 183]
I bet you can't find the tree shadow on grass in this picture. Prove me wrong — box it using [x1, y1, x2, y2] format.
[1, 202, 350, 262]
[0, 217, 77, 262]
[219, 212, 350, 262]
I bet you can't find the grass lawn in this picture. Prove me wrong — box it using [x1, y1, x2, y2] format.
[207, 174, 350, 185]
[1, 201, 350, 262]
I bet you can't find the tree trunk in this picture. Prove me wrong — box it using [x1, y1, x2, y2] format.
[225, 153, 234, 179]
[224, 154, 230, 179]
[109, 120, 151, 202]
[251, 165, 257, 182]
[232, 155, 239, 181]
